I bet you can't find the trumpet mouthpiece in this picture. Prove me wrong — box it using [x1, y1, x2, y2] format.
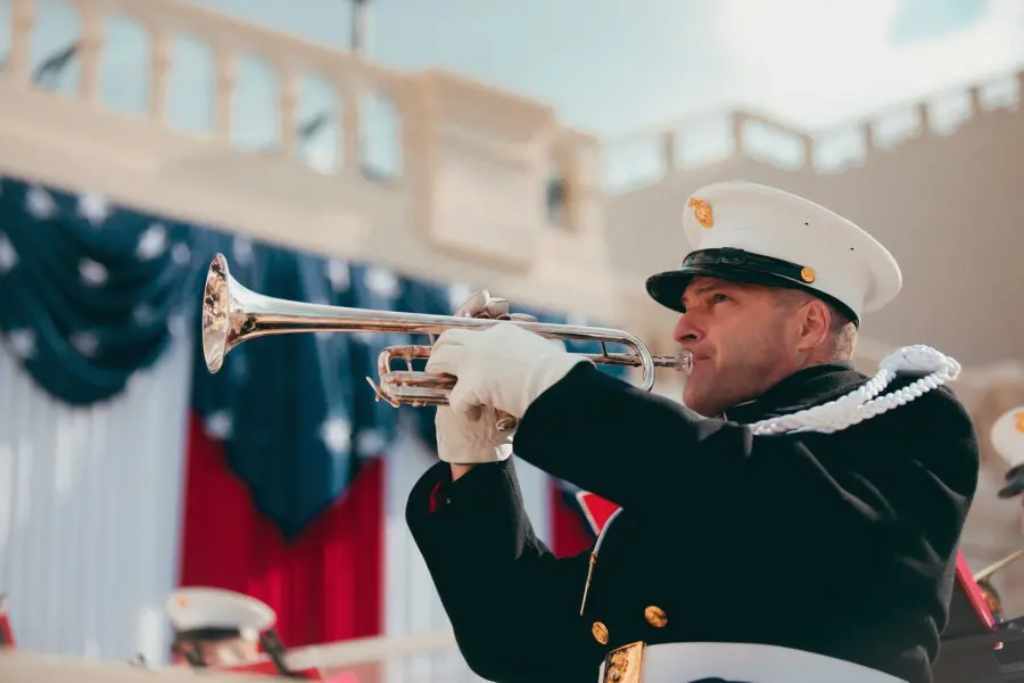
[675, 350, 694, 374]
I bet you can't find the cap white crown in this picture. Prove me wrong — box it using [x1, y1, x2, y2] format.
[166, 587, 275, 635]
[682, 181, 902, 320]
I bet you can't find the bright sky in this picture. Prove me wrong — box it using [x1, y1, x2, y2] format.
[188, 0, 1024, 135]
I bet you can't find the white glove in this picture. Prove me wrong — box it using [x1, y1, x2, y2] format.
[426, 322, 589, 419]
[433, 290, 524, 464]
[453, 289, 537, 322]
[435, 405, 513, 464]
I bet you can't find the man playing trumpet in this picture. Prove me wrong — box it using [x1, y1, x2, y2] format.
[406, 181, 979, 682]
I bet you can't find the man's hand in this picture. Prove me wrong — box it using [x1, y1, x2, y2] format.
[440, 290, 533, 480]
[453, 290, 536, 322]
[426, 322, 587, 419]
[435, 405, 513, 466]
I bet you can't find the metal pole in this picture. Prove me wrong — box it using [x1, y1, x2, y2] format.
[351, 0, 370, 54]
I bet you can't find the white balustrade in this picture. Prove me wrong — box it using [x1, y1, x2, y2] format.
[603, 67, 1024, 188]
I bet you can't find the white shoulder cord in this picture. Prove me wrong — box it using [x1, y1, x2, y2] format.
[747, 345, 962, 436]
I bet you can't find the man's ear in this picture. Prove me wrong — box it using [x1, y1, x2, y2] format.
[796, 298, 831, 353]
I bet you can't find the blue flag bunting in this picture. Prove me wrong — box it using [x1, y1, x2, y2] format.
[0, 174, 623, 537]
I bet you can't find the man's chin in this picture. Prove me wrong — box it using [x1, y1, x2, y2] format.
[682, 391, 711, 417]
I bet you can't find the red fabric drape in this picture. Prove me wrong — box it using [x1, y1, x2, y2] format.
[179, 413, 383, 647]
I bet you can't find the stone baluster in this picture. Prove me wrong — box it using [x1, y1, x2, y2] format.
[967, 85, 983, 118]
[148, 25, 171, 121]
[660, 129, 676, 177]
[916, 101, 931, 137]
[75, 0, 104, 103]
[342, 79, 361, 175]
[213, 44, 237, 141]
[7, 0, 35, 86]
[278, 62, 299, 154]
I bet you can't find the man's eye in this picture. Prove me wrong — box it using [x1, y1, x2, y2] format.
[710, 293, 730, 304]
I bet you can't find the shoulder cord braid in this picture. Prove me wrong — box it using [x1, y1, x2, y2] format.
[747, 345, 962, 436]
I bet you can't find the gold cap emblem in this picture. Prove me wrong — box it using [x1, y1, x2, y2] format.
[1015, 411, 1024, 434]
[688, 197, 713, 228]
[800, 266, 816, 283]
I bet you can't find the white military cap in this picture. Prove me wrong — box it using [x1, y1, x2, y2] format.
[166, 587, 275, 638]
[646, 181, 902, 324]
[992, 406, 1024, 469]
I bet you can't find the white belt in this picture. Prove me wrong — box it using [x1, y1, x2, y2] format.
[598, 642, 906, 683]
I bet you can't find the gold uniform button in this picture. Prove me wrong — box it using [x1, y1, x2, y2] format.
[592, 620, 609, 645]
[644, 605, 668, 628]
[800, 266, 816, 283]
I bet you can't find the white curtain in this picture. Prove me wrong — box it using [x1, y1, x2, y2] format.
[383, 419, 552, 682]
[0, 332, 192, 663]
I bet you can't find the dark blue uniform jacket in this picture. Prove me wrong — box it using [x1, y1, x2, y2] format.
[407, 362, 979, 682]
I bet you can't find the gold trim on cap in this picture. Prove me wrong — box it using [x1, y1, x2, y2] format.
[800, 266, 816, 283]
[1015, 411, 1024, 433]
[688, 198, 714, 228]
[592, 620, 609, 645]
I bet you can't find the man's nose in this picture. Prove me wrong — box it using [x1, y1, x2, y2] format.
[673, 314, 703, 346]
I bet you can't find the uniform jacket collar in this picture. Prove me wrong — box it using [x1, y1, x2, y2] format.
[722, 362, 868, 424]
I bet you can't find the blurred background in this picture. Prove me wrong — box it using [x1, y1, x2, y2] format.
[0, 0, 1022, 680]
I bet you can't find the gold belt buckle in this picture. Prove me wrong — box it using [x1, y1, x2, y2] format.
[601, 641, 644, 683]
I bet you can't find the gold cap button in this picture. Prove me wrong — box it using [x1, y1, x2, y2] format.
[800, 266, 816, 283]
[592, 620, 609, 645]
[644, 605, 668, 628]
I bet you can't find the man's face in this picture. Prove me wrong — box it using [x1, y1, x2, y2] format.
[674, 276, 800, 416]
[173, 637, 261, 668]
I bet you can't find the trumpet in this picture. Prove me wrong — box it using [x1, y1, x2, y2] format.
[202, 253, 691, 411]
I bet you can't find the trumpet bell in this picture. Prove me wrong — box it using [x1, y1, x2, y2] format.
[202, 253, 233, 374]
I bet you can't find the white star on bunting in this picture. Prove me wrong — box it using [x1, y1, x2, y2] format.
[136, 223, 168, 260]
[79, 258, 108, 286]
[0, 234, 17, 273]
[365, 267, 399, 300]
[204, 410, 233, 439]
[320, 416, 352, 455]
[26, 187, 56, 219]
[326, 259, 350, 292]
[70, 331, 100, 357]
[78, 192, 110, 226]
[233, 236, 254, 265]
[171, 243, 191, 266]
[8, 329, 36, 359]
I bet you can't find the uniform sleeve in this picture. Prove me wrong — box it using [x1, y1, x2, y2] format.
[513, 364, 978, 543]
[405, 458, 601, 681]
